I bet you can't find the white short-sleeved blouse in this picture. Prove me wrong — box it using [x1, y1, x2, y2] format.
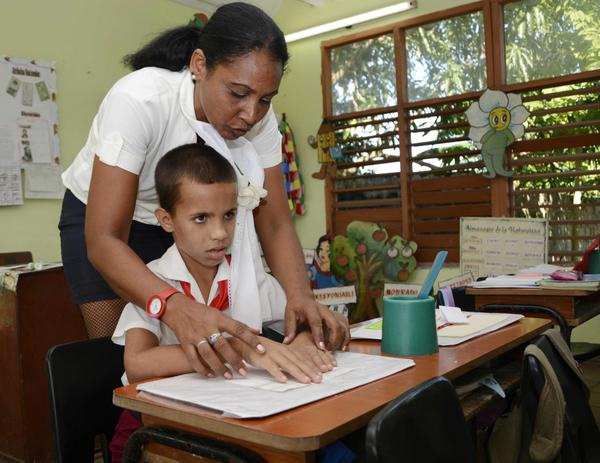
[62, 67, 282, 225]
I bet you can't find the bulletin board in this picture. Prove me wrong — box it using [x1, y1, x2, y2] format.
[0, 55, 62, 204]
[460, 217, 548, 278]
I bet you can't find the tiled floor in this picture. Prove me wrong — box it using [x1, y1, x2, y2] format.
[582, 355, 600, 424]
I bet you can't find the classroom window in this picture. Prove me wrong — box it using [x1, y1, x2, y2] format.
[504, 0, 600, 85]
[330, 34, 396, 115]
[321, 1, 600, 264]
[405, 11, 486, 102]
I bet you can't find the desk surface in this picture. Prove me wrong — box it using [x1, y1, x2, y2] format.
[114, 317, 550, 454]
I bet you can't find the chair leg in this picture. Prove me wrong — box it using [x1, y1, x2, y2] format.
[123, 425, 265, 463]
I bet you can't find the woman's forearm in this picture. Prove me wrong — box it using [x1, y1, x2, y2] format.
[255, 166, 313, 302]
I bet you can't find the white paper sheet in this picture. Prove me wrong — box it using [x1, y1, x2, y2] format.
[136, 351, 415, 419]
[23, 163, 64, 199]
[0, 125, 17, 164]
[0, 164, 23, 206]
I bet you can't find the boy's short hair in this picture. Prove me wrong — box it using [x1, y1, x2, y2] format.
[155, 142, 237, 213]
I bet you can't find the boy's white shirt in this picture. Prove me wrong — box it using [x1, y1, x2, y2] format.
[112, 243, 286, 385]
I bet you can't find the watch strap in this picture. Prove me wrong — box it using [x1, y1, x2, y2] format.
[146, 287, 180, 319]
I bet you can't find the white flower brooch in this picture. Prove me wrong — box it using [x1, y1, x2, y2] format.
[238, 183, 267, 210]
[466, 89, 529, 178]
[233, 162, 267, 210]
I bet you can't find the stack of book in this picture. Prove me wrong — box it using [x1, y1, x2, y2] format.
[470, 274, 542, 288]
[538, 274, 600, 291]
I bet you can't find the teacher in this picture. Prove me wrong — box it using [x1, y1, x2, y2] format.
[59, 2, 349, 379]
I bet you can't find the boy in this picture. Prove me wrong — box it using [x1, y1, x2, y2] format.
[109, 143, 337, 461]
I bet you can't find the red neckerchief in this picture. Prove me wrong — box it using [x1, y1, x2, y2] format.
[179, 279, 229, 311]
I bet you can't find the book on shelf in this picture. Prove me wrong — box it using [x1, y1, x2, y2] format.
[470, 274, 542, 288]
[538, 276, 600, 291]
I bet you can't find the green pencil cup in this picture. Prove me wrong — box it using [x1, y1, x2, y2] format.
[381, 295, 438, 356]
[589, 249, 600, 274]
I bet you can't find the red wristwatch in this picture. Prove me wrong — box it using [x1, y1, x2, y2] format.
[146, 287, 180, 319]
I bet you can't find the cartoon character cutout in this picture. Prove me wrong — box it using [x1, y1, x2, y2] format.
[308, 235, 346, 289]
[316, 120, 343, 164]
[466, 89, 529, 178]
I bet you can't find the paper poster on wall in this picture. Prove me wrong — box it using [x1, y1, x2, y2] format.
[460, 217, 548, 278]
[0, 165, 23, 206]
[0, 56, 60, 167]
[23, 163, 64, 199]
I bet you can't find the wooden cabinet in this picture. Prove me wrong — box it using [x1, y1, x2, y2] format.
[0, 267, 87, 462]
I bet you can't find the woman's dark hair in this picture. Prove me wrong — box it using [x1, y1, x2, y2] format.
[155, 142, 237, 213]
[124, 2, 288, 72]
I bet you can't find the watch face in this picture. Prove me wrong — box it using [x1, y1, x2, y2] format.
[148, 298, 162, 315]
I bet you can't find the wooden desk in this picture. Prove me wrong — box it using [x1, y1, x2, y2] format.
[467, 286, 600, 338]
[113, 317, 550, 463]
[0, 267, 87, 463]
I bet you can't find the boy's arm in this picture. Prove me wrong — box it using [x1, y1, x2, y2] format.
[228, 335, 336, 384]
[124, 328, 194, 384]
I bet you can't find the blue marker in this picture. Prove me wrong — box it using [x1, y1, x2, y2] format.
[417, 250, 448, 299]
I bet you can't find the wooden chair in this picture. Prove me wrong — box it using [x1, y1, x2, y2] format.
[0, 251, 32, 266]
[46, 337, 124, 463]
[365, 376, 476, 463]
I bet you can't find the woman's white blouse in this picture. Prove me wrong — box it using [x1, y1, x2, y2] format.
[62, 67, 282, 225]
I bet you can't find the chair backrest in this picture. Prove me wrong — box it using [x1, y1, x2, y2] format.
[46, 337, 124, 463]
[520, 329, 600, 462]
[365, 376, 476, 463]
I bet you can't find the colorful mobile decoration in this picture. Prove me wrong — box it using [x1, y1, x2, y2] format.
[466, 89, 529, 178]
[279, 115, 306, 216]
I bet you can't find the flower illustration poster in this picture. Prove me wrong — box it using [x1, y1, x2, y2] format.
[466, 89, 529, 178]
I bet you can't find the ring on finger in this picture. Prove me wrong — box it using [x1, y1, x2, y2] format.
[207, 332, 222, 346]
[196, 338, 208, 349]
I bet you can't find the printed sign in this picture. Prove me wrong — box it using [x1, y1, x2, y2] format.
[383, 283, 422, 297]
[313, 286, 356, 305]
[460, 217, 548, 278]
[438, 272, 474, 289]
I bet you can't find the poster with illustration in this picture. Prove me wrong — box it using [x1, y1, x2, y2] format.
[0, 56, 59, 167]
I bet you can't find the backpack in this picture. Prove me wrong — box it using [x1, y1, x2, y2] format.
[488, 329, 600, 463]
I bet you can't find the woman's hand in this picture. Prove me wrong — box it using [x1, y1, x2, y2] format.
[230, 336, 325, 383]
[162, 293, 265, 379]
[283, 295, 351, 351]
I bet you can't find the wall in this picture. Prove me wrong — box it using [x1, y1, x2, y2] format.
[0, 0, 193, 261]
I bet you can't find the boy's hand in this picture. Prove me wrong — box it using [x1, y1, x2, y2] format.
[283, 296, 350, 351]
[288, 331, 337, 373]
[230, 336, 325, 384]
[162, 294, 264, 379]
